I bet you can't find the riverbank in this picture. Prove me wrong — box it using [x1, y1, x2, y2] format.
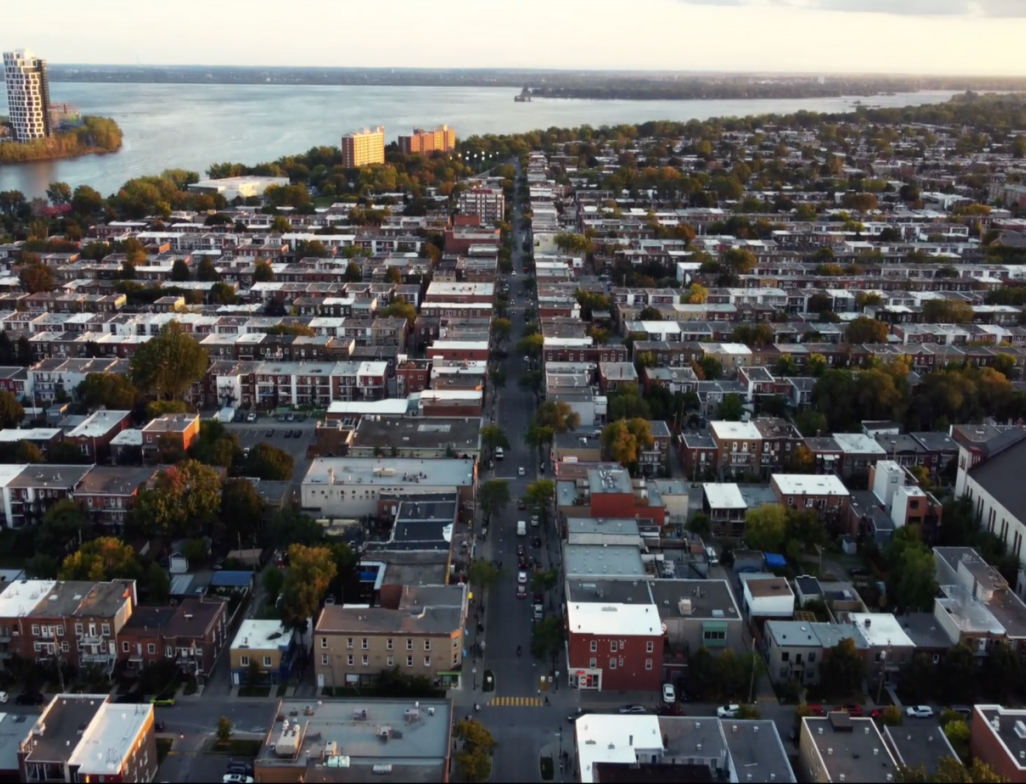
[0, 116, 122, 165]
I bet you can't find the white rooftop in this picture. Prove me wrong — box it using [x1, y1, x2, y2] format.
[832, 433, 888, 455]
[703, 483, 746, 510]
[0, 580, 56, 617]
[575, 714, 663, 783]
[68, 701, 153, 774]
[0, 428, 62, 442]
[67, 410, 131, 439]
[567, 601, 661, 637]
[850, 613, 916, 648]
[231, 619, 294, 651]
[0, 464, 28, 487]
[710, 421, 761, 441]
[773, 474, 850, 497]
[302, 457, 476, 488]
[326, 399, 410, 416]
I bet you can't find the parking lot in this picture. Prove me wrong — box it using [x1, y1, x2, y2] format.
[224, 421, 316, 484]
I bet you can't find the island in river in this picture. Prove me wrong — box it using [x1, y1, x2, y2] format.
[0, 116, 123, 165]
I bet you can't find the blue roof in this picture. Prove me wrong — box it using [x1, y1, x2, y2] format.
[210, 571, 254, 587]
[764, 553, 787, 568]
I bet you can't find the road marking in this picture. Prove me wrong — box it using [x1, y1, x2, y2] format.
[487, 696, 543, 707]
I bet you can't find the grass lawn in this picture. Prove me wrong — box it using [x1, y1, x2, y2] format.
[540, 755, 554, 781]
[156, 738, 173, 765]
[208, 738, 264, 756]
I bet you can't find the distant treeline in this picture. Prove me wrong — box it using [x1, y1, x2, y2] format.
[46, 65, 1026, 98]
[0, 116, 122, 164]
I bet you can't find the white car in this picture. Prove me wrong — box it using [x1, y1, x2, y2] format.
[706, 546, 719, 565]
[518, 571, 528, 585]
[662, 684, 675, 704]
[223, 776, 254, 784]
[906, 705, 934, 719]
[0, 691, 7, 704]
[716, 704, 740, 718]
[246, 412, 256, 422]
[518, 467, 526, 476]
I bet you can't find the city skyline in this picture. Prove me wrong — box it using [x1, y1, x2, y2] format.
[4, 0, 1026, 76]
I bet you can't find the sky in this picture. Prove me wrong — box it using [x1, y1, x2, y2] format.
[5, 0, 1026, 75]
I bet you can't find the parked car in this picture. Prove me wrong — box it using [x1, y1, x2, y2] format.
[293, 429, 302, 438]
[706, 546, 719, 565]
[222, 776, 254, 784]
[517, 499, 526, 510]
[837, 705, 864, 717]
[517, 544, 526, 557]
[151, 693, 176, 707]
[246, 412, 257, 422]
[517, 571, 528, 585]
[284, 430, 292, 438]
[806, 704, 826, 717]
[0, 692, 7, 703]
[16, 692, 45, 706]
[662, 684, 676, 704]
[265, 429, 274, 437]
[226, 762, 254, 776]
[949, 705, 972, 719]
[716, 704, 740, 718]
[906, 705, 934, 719]
[619, 705, 646, 714]
[516, 585, 527, 599]
[518, 467, 526, 477]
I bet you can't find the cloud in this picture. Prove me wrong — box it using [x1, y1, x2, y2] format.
[680, 0, 1026, 16]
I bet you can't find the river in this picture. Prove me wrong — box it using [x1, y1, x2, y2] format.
[0, 84, 966, 199]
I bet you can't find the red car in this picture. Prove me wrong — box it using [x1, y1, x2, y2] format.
[840, 705, 864, 717]
[806, 704, 826, 717]
[517, 499, 526, 510]
[870, 709, 883, 720]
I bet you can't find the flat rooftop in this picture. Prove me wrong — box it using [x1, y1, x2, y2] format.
[720, 719, 796, 783]
[803, 714, 898, 783]
[587, 467, 633, 496]
[257, 698, 451, 775]
[772, 474, 849, 497]
[575, 714, 663, 784]
[563, 544, 647, 580]
[649, 579, 741, 622]
[567, 600, 661, 637]
[302, 457, 475, 488]
[68, 702, 152, 775]
[566, 518, 641, 538]
[353, 418, 481, 452]
[232, 619, 294, 652]
[25, 695, 107, 766]
[883, 722, 959, 776]
[567, 579, 652, 606]
[703, 483, 745, 510]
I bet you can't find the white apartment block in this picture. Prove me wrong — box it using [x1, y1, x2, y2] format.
[3, 49, 51, 141]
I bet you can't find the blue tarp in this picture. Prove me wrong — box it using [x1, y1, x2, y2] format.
[209, 571, 253, 587]
[764, 553, 787, 569]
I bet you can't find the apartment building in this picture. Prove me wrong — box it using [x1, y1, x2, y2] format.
[2, 49, 52, 141]
[458, 186, 505, 222]
[72, 465, 159, 530]
[0, 579, 135, 675]
[2, 464, 94, 529]
[313, 584, 467, 689]
[341, 126, 385, 168]
[230, 619, 298, 686]
[397, 125, 456, 154]
[140, 413, 201, 460]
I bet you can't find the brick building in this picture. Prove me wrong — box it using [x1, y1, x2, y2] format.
[565, 599, 663, 692]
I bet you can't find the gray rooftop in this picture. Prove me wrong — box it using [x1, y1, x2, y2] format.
[587, 467, 633, 496]
[721, 719, 796, 783]
[563, 544, 647, 580]
[303, 457, 476, 488]
[883, 722, 959, 776]
[737, 484, 778, 508]
[566, 518, 641, 538]
[24, 695, 107, 765]
[803, 714, 898, 783]
[898, 612, 955, 650]
[649, 579, 741, 622]
[257, 698, 452, 774]
[967, 439, 1026, 536]
[0, 711, 28, 773]
[566, 579, 652, 606]
[316, 585, 465, 637]
[353, 417, 481, 453]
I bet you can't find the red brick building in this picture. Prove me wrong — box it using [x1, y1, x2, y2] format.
[565, 600, 663, 692]
[395, 358, 433, 396]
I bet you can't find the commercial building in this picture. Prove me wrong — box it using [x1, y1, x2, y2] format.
[256, 698, 453, 783]
[341, 126, 386, 168]
[397, 125, 456, 154]
[230, 619, 299, 686]
[2, 49, 52, 141]
[313, 584, 466, 689]
[187, 175, 290, 201]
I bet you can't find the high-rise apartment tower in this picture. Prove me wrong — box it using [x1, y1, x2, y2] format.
[3, 49, 52, 141]
[340, 126, 385, 168]
[398, 125, 457, 155]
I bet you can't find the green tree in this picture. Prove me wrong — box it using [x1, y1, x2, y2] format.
[820, 636, 865, 697]
[981, 640, 1021, 699]
[216, 716, 233, 745]
[899, 653, 935, 703]
[491, 318, 513, 344]
[723, 248, 756, 274]
[280, 544, 336, 638]
[0, 390, 24, 428]
[534, 400, 580, 433]
[717, 393, 745, 422]
[895, 546, 939, 612]
[71, 184, 104, 215]
[698, 356, 723, 381]
[939, 643, 977, 705]
[479, 479, 511, 523]
[170, 259, 191, 282]
[59, 536, 142, 581]
[219, 479, 264, 542]
[743, 504, 788, 553]
[196, 257, 221, 282]
[270, 216, 292, 233]
[129, 322, 209, 401]
[479, 425, 510, 459]
[607, 387, 651, 420]
[530, 568, 558, 594]
[517, 371, 544, 395]
[38, 498, 89, 554]
[922, 299, 975, 324]
[253, 260, 274, 282]
[188, 420, 241, 468]
[531, 615, 565, 667]
[133, 459, 222, 537]
[638, 306, 663, 321]
[525, 479, 555, 515]
[516, 333, 544, 358]
[793, 410, 827, 437]
[897, 756, 1008, 783]
[467, 559, 500, 593]
[0, 440, 45, 464]
[146, 562, 171, 603]
[944, 719, 971, 759]
[454, 718, 498, 783]
[46, 181, 72, 206]
[18, 262, 55, 294]
[845, 316, 889, 345]
[715, 648, 748, 698]
[242, 442, 295, 481]
[600, 417, 654, 469]
[343, 261, 363, 282]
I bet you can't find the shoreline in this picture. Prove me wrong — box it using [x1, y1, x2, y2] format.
[0, 115, 123, 167]
[0, 144, 122, 166]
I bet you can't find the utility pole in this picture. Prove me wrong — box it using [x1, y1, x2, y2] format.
[876, 639, 892, 705]
[747, 636, 759, 705]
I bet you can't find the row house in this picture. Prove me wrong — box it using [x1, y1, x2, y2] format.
[72, 465, 160, 530]
[64, 409, 132, 463]
[114, 595, 229, 678]
[542, 341, 629, 364]
[1, 464, 95, 529]
[140, 413, 202, 461]
[424, 281, 495, 304]
[28, 357, 129, 403]
[632, 340, 703, 368]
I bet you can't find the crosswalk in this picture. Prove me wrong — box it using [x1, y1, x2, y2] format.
[487, 696, 544, 707]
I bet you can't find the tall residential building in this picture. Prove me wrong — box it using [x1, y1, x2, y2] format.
[458, 185, 505, 222]
[3, 49, 52, 141]
[340, 126, 385, 168]
[398, 125, 457, 155]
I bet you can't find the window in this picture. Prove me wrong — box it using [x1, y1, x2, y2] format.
[590, 641, 597, 653]
[781, 652, 790, 662]
[609, 658, 617, 670]
[387, 656, 394, 667]
[589, 658, 597, 669]
[645, 659, 653, 670]
[361, 638, 368, 650]
[75, 624, 83, 636]
[61, 642, 69, 652]
[31, 625, 39, 636]
[808, 653, 816, 663]
[240, 656, 250, 666]
[424, 639, 431, 651]
[122, 641, 130, 653]
[165, 646, 173, 657]
[362, 655, 369, 667]
[321, 654, 329, 666]
[406, 639, 413, 651]
[101, 624, 110, 636]
[422, 656, 431, 667]
[320, 638, 328, 649]
[610, 641, 617, 653]
[346, 638, 354, 649]
[406, 656, 413, 667]
[646, 641, 653, 653]
[347, 655, 354, 666]
[263, 656, 272, 667]
[387, 638, 394, 650]
[56, 626, 63, 637]
[147, 644, 155, 655]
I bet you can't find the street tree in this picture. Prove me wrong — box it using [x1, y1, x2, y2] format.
[491, 318, 512, 344]
[743, 504, 788, 553]
[531, 568, 558, 594]
[535, 400, 580, 433]
[531, 615, 565, 668]
[479, 425, 510, 459]
[717, 393, 745, 421]
[129, 321, 209, 401]
[76, 373, 139, 410]
[600, 417, 654, 469]
[468, 559, 500, 592]
[981, 640, 1022, 699]
[59, 537, 143, 581]
[243, 442, 295, 481]
[216, 716, 233, 745]
[819, 637, 865, 697]
[478, 479, 511, 523]
[715, 649, 748, 698]
[188, 420, 242, 468]
[845, 316, 889, 345]
[525, 480, 555, 516]
[454, 718, 498, 783]
[516, 333, 544, 358]
[939, 643, 977, 705]
[38, 499, 89, 555]
[517, 371, 544, 395]
[899, 653, 935, 703]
